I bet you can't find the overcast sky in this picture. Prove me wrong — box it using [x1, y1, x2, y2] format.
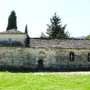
[0, 0, 90, 37]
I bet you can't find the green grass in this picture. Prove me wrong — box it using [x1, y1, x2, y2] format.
[0, 72, 90, 90]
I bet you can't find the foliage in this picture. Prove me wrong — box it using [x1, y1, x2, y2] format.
[47, 13, 69, 39]
[0, 72, 90, 90]
[25, 24, 28, 34]
[7, 11, 17, 30]
[25, 36, 30, 47]
[24, 25, 30, 47]
[86, 35, 90, 40]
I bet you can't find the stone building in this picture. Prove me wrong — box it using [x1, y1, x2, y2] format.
[0, 29, 28, 47]
[0, 29, 90, 71]
[29, 38, 90, 70]
[0, 37, 89, 71]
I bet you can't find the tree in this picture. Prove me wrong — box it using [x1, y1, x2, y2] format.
[7, 11, 17, 30]
[25, 24, 28, 34]
[24, 25, 30, 47]
[47, 13, 69, 39]
[25, 35, 30, 47]
[85, 35, 90, 40]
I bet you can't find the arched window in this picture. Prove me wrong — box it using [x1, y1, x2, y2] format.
[69, 52, 75, 61]
[88, 53, 90, 61]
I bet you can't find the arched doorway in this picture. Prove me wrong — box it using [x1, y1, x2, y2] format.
[37, 59, 44, 69]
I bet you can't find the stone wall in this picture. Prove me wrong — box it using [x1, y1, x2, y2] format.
[0, 34, 26, 46]
[0, 47, 90, 70]
[30, 38, 90, 49]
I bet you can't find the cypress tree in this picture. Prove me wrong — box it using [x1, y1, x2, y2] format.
[25, 25, 30, 47]
[7, 11, 17, 30]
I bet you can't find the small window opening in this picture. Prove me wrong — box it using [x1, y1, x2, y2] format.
[69, 52, 75, 61]
[88, 53, 90, 61]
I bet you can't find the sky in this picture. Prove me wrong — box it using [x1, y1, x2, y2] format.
[0, 0, 90, 37]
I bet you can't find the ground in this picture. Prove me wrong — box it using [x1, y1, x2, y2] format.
[0, 72, 90, 90]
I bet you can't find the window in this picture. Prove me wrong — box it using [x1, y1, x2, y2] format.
[88, 53, 90, 61]
[69, 52, 75, 61]
[37, 59, 44, 69]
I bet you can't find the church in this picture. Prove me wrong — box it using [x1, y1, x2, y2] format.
[0, 11, 90, 71]
[0, 28, 90, 71]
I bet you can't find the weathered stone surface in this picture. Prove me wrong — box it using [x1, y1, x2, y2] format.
[30, 39, 90, 49]
[0, 47, 89, 70]
[0, 30, 26, 46]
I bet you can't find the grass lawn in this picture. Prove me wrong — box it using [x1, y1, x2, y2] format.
[0, 72, 90, 90]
